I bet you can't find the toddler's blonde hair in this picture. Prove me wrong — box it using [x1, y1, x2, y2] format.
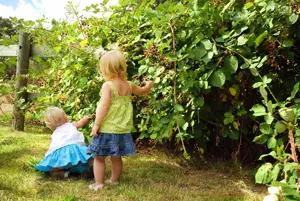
[44, 107, 67, 130]
[97, 50, 127, 80]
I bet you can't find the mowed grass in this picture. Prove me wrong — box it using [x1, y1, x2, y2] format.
[0, 124, 266, 201]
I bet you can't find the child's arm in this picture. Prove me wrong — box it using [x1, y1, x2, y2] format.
[72, 114, 94, 129]
[132, 81, 154, 96]
[91, 82, 112, 136]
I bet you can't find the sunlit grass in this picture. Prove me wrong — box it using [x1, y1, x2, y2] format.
[0, 125, 266, 201]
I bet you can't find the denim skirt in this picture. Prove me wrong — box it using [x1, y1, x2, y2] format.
[87, 133, 136, 156]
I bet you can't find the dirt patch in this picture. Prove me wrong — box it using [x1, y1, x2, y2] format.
[0, 93, 14, 115]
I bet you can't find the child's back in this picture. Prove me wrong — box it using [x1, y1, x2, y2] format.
[99, 79, 133, 134]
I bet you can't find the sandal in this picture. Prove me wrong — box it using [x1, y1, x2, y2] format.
[88, 183, 104, 191]
[105, 179, 119, 185]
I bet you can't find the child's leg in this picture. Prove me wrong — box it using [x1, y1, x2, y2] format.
[49, 168, 65, 178]
[94, 156, 106, 185]
[88, 158, 94, 167]
[110, 156, 123, 182]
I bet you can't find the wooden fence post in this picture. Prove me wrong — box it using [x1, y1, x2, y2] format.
[13, 32, 30, 131]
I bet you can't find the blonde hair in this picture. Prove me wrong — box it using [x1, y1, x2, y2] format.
[97, 50, 127, 80]
[44, 107, 67, 130]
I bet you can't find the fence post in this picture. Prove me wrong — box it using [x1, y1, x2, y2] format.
[13, 32, 30, 131]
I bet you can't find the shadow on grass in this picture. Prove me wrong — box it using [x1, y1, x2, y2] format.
[0, 147, 32, 167]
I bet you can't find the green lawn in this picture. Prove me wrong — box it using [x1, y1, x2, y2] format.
[0, 124, 266, 201]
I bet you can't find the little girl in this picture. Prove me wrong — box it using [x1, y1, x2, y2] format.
[35, 107, 94, 178]
[87, 50, 154, 190]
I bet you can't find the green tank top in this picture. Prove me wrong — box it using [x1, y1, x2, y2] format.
[99, 81, 133, 134]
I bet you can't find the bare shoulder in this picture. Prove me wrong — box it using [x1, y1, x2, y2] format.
[102, 81, 111, 89]
[101, 81, 112, 97]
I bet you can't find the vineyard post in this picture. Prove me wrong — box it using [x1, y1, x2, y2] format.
[13, 32, 30, 131]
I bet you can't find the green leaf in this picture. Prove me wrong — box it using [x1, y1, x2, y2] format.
[138, 65, 148, 74]
[266, 1, 275, 12]
[192, 45, 207, 61]
[255, 162, 273, 184]
[229, 87, 236, 96]
[80, 39, 88, 47]
[279, 107, 294, 122]
[196, 97, 205, 107]
[251, 104, 266, 116]
[262, 75, 272, 84]
[182, 122, 189, 131]
[260, 86, 268, 103]
[201, 39, 212, 50]
[244, 2, 254, 9]
[240, 63, 249, 69]
[237, 109, 247, 116]
[237, 35, 247, 46]
[224, 56, 238, 74]
[224, 112, 234, 125]
[264, 113, 274, 124]
[253, 134, 269, 144]
[271, 163, 282, 181]
[228, 130, 239, 140]
[174, 104, 184, 112]
[289, 13, 299, 24]
[252, 82, 263, 88]
[150, 133, 157, 139]
[255, 31, 268, 47]
[78, 77, 88, 88]
[210, 70, 226, 88]
[250, 67, 259, 76]
[294, 104, 300, 118]
[283, 40, 293, 47]
[221, 0, 235, 14]
[290, 82, 299, 98]
[267, 137, 277, 149]
[202, 51, 214, 64]
[260, 123, 272, 134]
[183, 151, 191, 160]
[54, 46, 61, 53]
[258, 151, 276, 160]
[274, 121, 287, 133]
[267, 100, 273, 113]
[212, 42, 218, 55]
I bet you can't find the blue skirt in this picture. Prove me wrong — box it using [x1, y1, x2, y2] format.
[35, 144, 94, 173]
[87, 133, 136, 156]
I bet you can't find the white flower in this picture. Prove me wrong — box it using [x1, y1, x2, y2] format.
[77, 33, 85, 40]
[263, 194, 279, 201]
[93, 47, 105, 60]
[108, 42, 120, 50]
[268, 186, 281, 195]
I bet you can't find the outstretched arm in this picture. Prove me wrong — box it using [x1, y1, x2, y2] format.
[91, 82, 112, 136]
[132, 81, 154, 96]
[72, 114, 94, 129]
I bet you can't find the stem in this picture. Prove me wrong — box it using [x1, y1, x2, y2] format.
[288, 128, 298, 163]
[198, 116, 223, 127]
[169, 20, 188, 155]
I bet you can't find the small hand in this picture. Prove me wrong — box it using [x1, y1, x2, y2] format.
[91, 124, 100, 136]
[86, 113, 96, 119]
[145, 81, 154, 89]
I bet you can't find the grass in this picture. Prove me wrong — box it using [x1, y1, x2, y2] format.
[0, 124, 266, 201]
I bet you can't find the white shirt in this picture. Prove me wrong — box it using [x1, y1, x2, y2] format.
[45, 122, 86, 156]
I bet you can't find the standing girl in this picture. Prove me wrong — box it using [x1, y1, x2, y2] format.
[87, 50, 154, 190]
